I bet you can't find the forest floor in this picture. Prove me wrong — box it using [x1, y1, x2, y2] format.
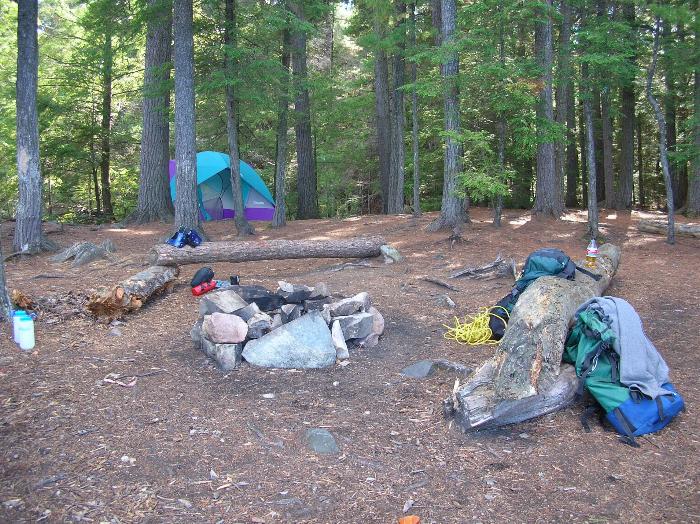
[0, 208, 698, 524]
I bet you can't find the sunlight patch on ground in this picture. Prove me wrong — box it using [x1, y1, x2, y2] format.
[106, 228, 158, 236]
[561, 210, 588, 223]
[508, 215, 531, 227]
[606, 213, 618, 220]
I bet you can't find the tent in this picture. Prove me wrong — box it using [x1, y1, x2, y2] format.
[168, 151, 275, 221]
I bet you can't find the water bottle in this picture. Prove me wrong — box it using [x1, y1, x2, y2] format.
[17, 315, 35, 351]
[585, 239, 599, 269]
[13, 310, 28, 343]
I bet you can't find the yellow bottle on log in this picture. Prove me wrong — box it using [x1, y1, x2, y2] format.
[585, 239, 599, 269]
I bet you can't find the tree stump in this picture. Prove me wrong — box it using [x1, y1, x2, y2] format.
[87, 265, 179, 319]
[148, 236, 387, 266]
[444, 243, 621, 431]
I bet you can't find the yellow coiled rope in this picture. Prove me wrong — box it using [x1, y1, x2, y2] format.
[443, 306, 509, 345]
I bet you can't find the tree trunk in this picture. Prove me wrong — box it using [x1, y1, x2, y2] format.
[90, 101, 101, 216]
[0, 238, 12, 322]
[149, 236, 387, 266]
[273, 29, 292, 228]
[601, 88, 616, 208]
[689, 23, 700, 217]
[579, 92, 588, 206]
[592, 88, 605, 203]
[14, 0, 43, 253]
[409, 2, 421, 218]
[563, 2, 579, 208]
[290, 2, 318, 219]
[647, 18, 675, 245]
[445, 243, 621, 430]
[494, 1, 506, 227]
[555, 0, 572, 209]
[87, 265, 180, 319]
[637, 118, 645, 207]
[638, 219, 700, 239]
[173, 0, 201, 233]
[374, 9, 392, 214]
[533, 0, 562, 218]
[583, 62, 599, 239]
[100, 27, 114, 219]
[662, 22, 680, 210]
[131, 0, 174, 224]
[388, 0, 406, 215]
[427, 0, 466, 231]
[225, 0, 254, 236]
[618, 1, 635, 210]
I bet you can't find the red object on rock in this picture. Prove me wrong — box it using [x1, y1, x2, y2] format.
[192, 280, 217, 296]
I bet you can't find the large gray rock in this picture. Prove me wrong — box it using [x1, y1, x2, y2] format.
[401, 360, 436, 378]
[199, 290, 248, 316]
[335, 312, 374, 340]
[329, 292, 371, 317]
[227, 285, 283, 311]
[368, 306, 385, 336]
[380, 244, 403, 263]
[247, 311, 273, 339]
[202, 313, 248, 343]
[281, 303, 303, 323]
[201, 338, 242, 370]
[309, 282, 330, 299]
[331, 320, 349, 360]
[242, 311, 336, 369]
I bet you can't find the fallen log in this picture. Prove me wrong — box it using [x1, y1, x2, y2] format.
[444, 243, 621, 431]
[87, 265, 179, 319]
[637, 219, 700, 239]
[148, 236, 387, 266]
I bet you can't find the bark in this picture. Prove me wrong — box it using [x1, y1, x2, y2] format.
[87, 265, 180, 319]
[90, 102, 101, 216]
[646, 18, 675, 245]
[592, 89, 605, 203]
[637, 118, 645, 207]
[409, 2, 421, 217]
[583, 63, 599, 239]
[637, 219, 700, 239]
[662, 22, 680, 209]
[173, 0, 201, 233]
[427, 0, 467, 231]
[494, 2, 505, 226]
[225, 0, 254, 236]
[445, 243, 621, 431]
[618, 1, 635, 210]
[388, 0, 406, 215]
[374, 9, 392, 214]
[272, 29, 292, 228]
[533, 0, 562, 217]
[578, 94, 588, 206]
[687, 16, 700, 217]
[0, 238, 12, 322]
[555, 0, 572, 208]
[601, 87, 616, 208]
[131, 0, 174, 224]
[100, 27, 114, 218]
[290, 2, 318, 219]
[14, 0, 43, 253]
[563, 2, 579, 208]
[149, 236, 387, 266]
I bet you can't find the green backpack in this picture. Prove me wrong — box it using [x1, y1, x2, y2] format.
[563, 307, 685, 447]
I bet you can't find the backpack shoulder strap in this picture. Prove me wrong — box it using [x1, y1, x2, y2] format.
[574, 264, 603, 281]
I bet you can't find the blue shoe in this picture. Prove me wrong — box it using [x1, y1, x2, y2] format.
[166, 228, 187, 248]
[185, 229, 202, 247]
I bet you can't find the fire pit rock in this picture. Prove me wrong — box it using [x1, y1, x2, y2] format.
[190, 282, 385, 371]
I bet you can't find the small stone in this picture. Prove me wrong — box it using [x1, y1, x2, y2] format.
[309, 282, 330, 299]
[2, 499, 23, 510]
[321, 304, 332, 325]
[368, 306, 384, 336]
[178, 498, 193, 508]
[214, 343, 243, 371]
[235, 302, 261, 322]
[210, 469, 218, 480]
[331, 321, 349, 360]
[199, 290, 248, 316]
[281, 304, 303, 323]
[303, 297, 333, 312]
[380, 244, 403, 263]
[335, 312, 374, 340]
[401, 360, 436, 378]
[227, 285, 284, 311]
[202, 313, 248, 344]
[305, 428, 339, 454]
[190, 318, 204, 347]
[329, 292, 372, 317]
[201, 337, 217, 358]
[261, 393, 275, 399]
[519, 432, 530, 439]
[270, 314, 283, 330]
[435, 294, 456, 308]
[277, 281, 314, 303]
[108, 327, 122, 337]
[353, 333, 379, 348]
[247, 311, 273, 339]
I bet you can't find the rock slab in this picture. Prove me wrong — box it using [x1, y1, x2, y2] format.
[242, 311, 336, 369]
[202, 312, 248, 343]
[305, 428, 339, 454]
[199, 290, 248, 316]
[401, 360, 437, 378]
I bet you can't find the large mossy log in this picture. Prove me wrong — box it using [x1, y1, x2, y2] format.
[637, 219, 700, 239]
[445, 243, 621, 431]
[148, 236, 386, 266]
[87, 265, 179, 319]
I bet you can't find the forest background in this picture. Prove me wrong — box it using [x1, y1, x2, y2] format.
[0, 0, 697, 233]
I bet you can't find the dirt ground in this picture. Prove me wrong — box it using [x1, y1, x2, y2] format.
[0, 208, 698, 523]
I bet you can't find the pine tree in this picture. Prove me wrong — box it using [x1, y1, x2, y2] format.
[273, 28, 292, 228]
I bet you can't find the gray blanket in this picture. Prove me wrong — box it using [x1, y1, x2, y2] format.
[575, 296, 671, 399]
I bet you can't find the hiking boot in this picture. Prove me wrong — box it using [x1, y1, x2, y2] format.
[185, 229, 202, 247]
[166, 228, 187, 248]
